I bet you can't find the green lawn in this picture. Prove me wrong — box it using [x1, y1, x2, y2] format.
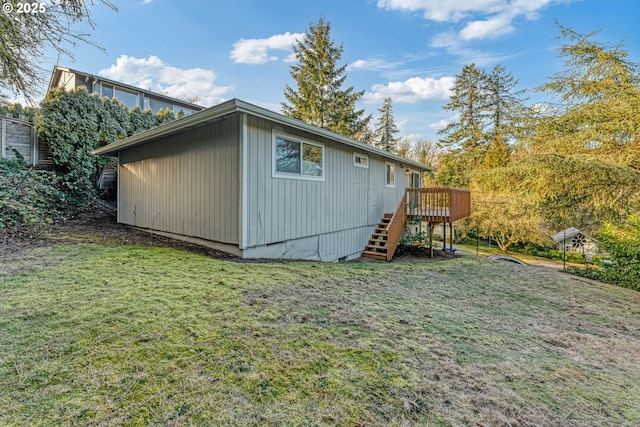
[1, 242, 639, 426]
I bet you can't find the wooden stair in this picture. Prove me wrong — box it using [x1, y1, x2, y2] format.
[362, 213, 394, 260]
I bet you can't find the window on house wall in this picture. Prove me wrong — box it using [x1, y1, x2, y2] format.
[101, 84, 113, 99]
[273, 133, 324, 180]
[114, 88, 139, 110]
[354, 153, 369, 168]
[385, 163, 395, 187]
[149, 98, 172, 114]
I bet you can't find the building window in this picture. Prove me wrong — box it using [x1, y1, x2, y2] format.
[385, 163, 395, 187]
[273, 132, 324, 180]
[101, 84, 113, 99]
[150, 98, 172, 114]
[114, 87, 139, 110]
[354, 153, 369, 168]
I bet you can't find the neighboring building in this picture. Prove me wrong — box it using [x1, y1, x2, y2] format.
[48, 65, 204, 116]
[93, 99, 434, 261]
[551, 227, 599, 256]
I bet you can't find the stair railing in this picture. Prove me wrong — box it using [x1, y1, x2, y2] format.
[384, 192, 408, 261]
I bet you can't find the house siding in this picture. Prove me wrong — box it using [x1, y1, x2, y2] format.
[242, 115, 408, 260]
[117, 116, 241, 245]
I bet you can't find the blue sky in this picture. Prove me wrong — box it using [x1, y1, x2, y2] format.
[35, 0, 640, 142]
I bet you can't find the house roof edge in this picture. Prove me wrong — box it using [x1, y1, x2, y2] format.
[93, 98, 432, 171]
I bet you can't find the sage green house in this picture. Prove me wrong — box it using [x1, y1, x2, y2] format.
[93, 99, 431, 261]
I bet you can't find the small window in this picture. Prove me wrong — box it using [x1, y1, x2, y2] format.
[273, 133, 324, 180]
[385, 163, 395, 187]
[102, 84, 113, 99]
[354, 153, 369, 168]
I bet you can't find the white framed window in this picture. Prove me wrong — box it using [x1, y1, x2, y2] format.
[353, 153, 369, 168]
[273, 132, 324, 181]
[385, 162, 395, 187]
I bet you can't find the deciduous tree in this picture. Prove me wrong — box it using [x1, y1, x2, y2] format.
[0, 0, 117, 102]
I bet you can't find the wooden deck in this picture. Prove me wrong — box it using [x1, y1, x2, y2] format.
[363, 187, 471, 261]
[406, 187, 471, 223]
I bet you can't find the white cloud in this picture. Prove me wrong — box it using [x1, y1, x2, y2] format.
[378, 0, 564, 41]
[459, 14, 514, 40]
[99, 55, 233, 107]
[429, 118, 452, 129]
[230, 32, 303, 64]
[347, 58, 396, 72]
[364, 76, 455, 104]
[377, 0, 507, 22]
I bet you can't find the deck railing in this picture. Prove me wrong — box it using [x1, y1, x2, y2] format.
[406, 187, 471, 222]
[385, 192, 407, 261]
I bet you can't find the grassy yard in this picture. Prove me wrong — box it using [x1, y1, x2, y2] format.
[1, 240, 639, 426]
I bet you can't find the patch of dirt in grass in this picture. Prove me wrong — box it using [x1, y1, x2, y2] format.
[1, 205, 459, 268]
[393, 244, 459, 261]
[0, 203, 236, 269]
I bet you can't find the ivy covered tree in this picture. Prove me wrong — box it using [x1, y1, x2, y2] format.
[36, 88, 104, 189]
[155, 108, 176, 126]
[37, 88, 179, 190]
[99, 97, 129, 145]
[282, 18, 371, 140]
[373, 97, 399, 152]
[128, 107, 156, 136]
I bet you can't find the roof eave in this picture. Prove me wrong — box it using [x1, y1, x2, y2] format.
[93, 98, 432, 172]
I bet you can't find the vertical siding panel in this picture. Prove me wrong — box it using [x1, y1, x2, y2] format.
[117, 117, 239, 244]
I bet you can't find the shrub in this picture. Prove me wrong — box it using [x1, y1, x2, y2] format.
[549, 249, 586, 263]
[0, 158, 66, 237]
[595, 214, 640, 290]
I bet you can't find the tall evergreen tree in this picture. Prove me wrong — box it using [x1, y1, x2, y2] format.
[282, 18, 371, 140]
[373, 97, 399, 152]
[436, 63, 490, 185]
[438, 63, 490, 154]
[486, 64, 527, 145]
